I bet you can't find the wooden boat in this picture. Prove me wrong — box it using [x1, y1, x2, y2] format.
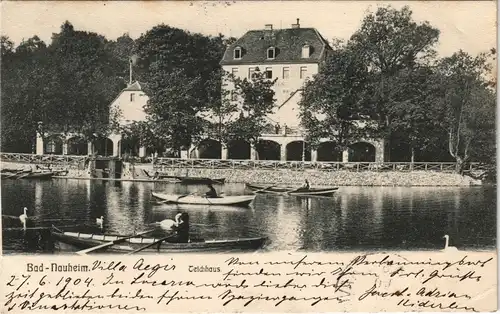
[21, 171, 54, 179]
[1, 170, 54, 179]
[143, 171, 225, 185]
[50, 226, 267, 253]
[1, 169, 30, 179]
[179, 177, 225, 185]
[245, 183, 339, 197]
[152, 192, 255, 207]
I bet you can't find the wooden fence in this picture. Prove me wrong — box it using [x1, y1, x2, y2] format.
[0, 152, 487, 173]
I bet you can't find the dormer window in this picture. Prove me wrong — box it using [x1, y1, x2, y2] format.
[234, 47, 242, 60]
[302, 45, 311, 58]
[267, 47, 276, 59]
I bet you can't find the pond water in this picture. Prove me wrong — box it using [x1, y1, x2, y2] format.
[1, 179, 496, 254]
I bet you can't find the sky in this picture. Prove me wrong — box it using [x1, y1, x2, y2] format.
[1, 1, 496, 58]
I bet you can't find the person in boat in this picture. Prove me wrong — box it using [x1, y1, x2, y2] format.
[301, 179, 310, 190]
[205, 184, 218, 198]
[169, 212, 190, 243]
[153, 171, 160, 180]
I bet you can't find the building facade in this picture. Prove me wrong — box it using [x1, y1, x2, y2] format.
[214, 20, 384, 162]
[36, 80, 149, 158]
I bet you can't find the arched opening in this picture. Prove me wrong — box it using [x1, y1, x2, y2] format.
[228, 140, 251, 159]
[317, 141, 342, 161]
[120, 138, 140, 157]
[348, 142, 376, 162]
[255, 140, 280, 160]
[286, 141, 311, 161]
[44, 135, 63, 155]
[67, 136, 88, 155]
[94, 138, 114, 156]
[197, 139, 221, 159]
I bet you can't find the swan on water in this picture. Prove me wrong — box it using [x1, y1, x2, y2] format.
[96, 216, 104, 229]
[19, 207, 28, 227]
[158, 213, 182, 230]
[441, 234, 459, 252]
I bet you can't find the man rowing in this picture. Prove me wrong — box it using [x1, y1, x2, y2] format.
[205, 184, 218, 198]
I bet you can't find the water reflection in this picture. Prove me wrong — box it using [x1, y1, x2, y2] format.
[1, 180, 496, 254]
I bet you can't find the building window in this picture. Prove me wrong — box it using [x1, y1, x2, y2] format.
[249, 67, 256, 79]
[234, 47, 242, 59]
[282, 67, 290, 79]
[46, 141, 56, 154]
[265, 67, 273, 79]
[302, 45, 311, 58]
[267, 47, 275, 59]
[231, 90, 238, 101]
[130, 93, 135, 102]
[300, 66, 308, 79]
[231, 68, 239, 77]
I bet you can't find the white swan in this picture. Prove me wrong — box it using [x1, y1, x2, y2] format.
[19, 207, 28, 228]
[441, 235, 459, 252]
[96, 216, 104, 229]
[158, 213, 182, 231]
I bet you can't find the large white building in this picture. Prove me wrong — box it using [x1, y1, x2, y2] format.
[213, 20, 384, 162]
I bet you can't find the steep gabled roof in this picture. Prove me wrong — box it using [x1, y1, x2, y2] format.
[221, 27, 332, 65]
[110, 81, 147, 106]
[123, 81, 143, 91]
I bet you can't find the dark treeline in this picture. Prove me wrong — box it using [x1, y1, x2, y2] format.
[1, 6, 496, 171]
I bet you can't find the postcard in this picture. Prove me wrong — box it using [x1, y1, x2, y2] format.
[0, 1, 497, 313]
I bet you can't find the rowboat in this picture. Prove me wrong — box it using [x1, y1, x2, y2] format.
[1, 170, 54, 179]
[50, 227, 267, 253]
[179, 177, 226, 185]
[22, 172, 55, 179]
[152, 192, 255, 207]
[143, 171, 225, 185]
[245, 183, 339, 197]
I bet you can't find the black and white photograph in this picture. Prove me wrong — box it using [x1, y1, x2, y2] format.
[1, 1, 496, 256]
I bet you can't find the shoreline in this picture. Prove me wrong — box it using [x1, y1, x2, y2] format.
[1, 161, 484, 187]
[47, 176, 488, 188]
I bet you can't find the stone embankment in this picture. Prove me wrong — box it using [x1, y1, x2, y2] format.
[1, 161, 482, 186]
[134, 164, 481, 186]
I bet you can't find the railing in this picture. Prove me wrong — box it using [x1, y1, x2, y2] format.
[0, 152, 488, 173]
[0, 152, 88, 168]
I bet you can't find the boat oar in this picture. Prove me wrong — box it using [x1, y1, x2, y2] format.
[75, 229, 155, 255]
[126, 233, 176, 255]
[177, 192, 196, 200]
[17, 172, 34, 179]
[4, 170, 26, 179]
[254, 185, 277, 193]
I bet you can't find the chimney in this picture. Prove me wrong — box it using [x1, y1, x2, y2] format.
[265, 24, 273, 31]
[129, 58, 133, 85]
[292, 18, 300, 29]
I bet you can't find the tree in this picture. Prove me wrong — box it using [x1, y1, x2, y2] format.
[348, 6, 441, 152]
[224, 70, 277, 146]
[133, 25, 226, 155]
[0, 36, 52, 152]
[385, 66, 446, 162]
[435, 50, 496, 171]
[47, 21, 125, 139]
[299, 47, 374, 155]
